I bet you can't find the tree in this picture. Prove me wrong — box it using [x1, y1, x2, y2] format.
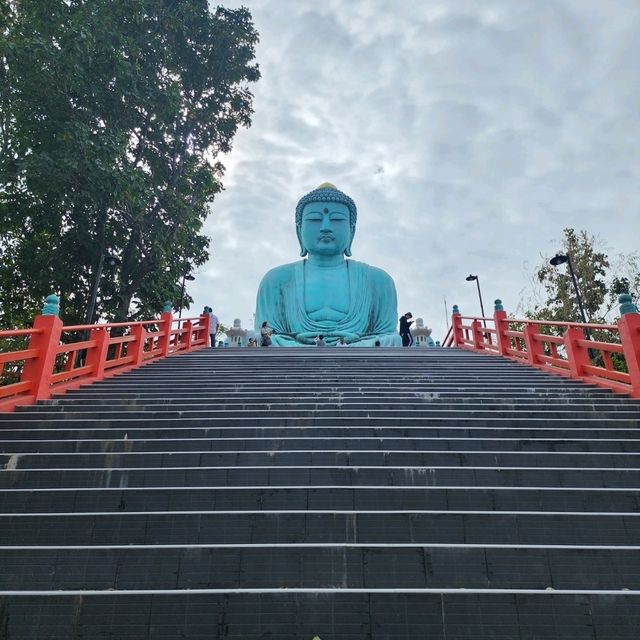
[526, 228, 640, 324]
[0, 0, 259, 327]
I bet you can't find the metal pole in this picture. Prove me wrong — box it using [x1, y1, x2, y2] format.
[566, 254, 592, 341]
[178, 274, 186, 320]
[85, 251, 105, 325]
[475, 277, 487, 328]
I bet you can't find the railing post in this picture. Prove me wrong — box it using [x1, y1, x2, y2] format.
[617, 294, 640, 397]
[563, 326, 589, 380]
[199, 313, 211, 347]
[20, 295, 63, 401]
[159, 302, 173, 356]
[523, 323, 543, 366]
[182, 320, 193, 351]
[85, 327, 110, 381]
[493, 300, 509, 356]
[130, 323, 146, 365]
[471, 319, 483, 350]
[452, 305, 463, 347]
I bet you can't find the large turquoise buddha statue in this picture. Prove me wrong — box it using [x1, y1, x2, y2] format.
[255, 183, 401, 346]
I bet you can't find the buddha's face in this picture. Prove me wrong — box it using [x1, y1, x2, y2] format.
[299, 202, 352, 257]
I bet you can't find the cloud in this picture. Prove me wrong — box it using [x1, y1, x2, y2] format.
[192, 0, 640, 339]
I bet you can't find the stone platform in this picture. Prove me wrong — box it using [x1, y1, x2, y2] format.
[1, 348, 640, 638]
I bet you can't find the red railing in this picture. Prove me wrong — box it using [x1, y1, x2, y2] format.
[447, 297, 640, 398]
[0, 309, 210, 413]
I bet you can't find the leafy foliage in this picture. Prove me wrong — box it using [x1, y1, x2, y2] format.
[524, 228, 640, 372]
[0, 0, 259, 327]
[526, 228, 639, 324]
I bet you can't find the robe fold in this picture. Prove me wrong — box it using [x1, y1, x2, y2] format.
[255, 259, 401, 346]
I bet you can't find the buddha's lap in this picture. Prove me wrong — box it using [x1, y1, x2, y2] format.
[270, 331, 401, 347]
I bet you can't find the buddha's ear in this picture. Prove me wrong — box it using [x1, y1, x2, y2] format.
[344, 226, 355, 257]
[296, 226, 308, 257]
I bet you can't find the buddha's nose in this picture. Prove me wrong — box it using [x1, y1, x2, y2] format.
[320, 215, 332, 231]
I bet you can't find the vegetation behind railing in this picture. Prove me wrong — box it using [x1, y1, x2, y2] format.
[0, 295, 210, 413]
[446, 294, 640, 398]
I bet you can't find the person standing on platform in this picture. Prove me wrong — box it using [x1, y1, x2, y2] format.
[399, 312, 414, 347]
[314, 335, 327, 347]
[335, 337, 348, 347]
[260, 321, 272, 347]
[207, 307, 219, 347]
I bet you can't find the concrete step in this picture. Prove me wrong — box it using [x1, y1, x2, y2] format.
[41, 393, 640, 415]
[4, 436, 640, 454]
[3, 425, 640, 441]
[3, 417, 640, 431]
[2, 465, 639, 490]
[58, 386, 619, 398]
[2, 544, 640, 591]
[3, 486, 638, 515]
[1, 592, 638, 640]
[7, 407, 640, 421]
[1, 511, 639, 546]
[4, 450, 640, 470]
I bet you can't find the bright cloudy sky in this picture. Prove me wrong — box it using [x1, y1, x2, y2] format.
[190, 0, 639, 340]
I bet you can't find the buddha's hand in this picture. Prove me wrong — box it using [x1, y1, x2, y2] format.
[296, 331, 359, 344]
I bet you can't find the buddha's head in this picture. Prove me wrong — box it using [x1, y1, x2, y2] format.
[295, 183, 357, 258]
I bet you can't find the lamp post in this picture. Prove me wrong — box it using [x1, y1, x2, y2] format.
[177, 273, 195, 319]
[549, 253, 592, 342]
[465, 275, 486, 326]
[85, 254, 121, 325]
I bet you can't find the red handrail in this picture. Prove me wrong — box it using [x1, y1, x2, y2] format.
[446, 300, 640, 398]
[0, 309, 211, 413]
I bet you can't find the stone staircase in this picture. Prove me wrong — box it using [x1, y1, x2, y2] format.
[1, 347, 640, 639]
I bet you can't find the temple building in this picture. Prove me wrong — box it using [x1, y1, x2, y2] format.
[412, 317, 436, 347]
[225, 318, 248, 347]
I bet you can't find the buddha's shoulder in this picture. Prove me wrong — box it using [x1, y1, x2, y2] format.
[258, 261, 300, 288]
[349, 260, 395, 285]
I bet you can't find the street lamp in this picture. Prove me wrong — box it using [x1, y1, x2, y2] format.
[465, 274, 486, 322]
[549, 253, 592, 342]
[177, 273, 195, 319]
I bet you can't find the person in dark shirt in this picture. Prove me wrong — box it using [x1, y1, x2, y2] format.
[399, 312, 414, 347]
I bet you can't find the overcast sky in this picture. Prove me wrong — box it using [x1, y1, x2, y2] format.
[190, 0, 639, 340]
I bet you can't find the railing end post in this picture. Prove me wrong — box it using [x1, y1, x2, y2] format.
[41, 294, 60, 317]
[21, 299, 64, 400]
[451, 305, 463, 347]
[619, 293, 639, 316]
[493, 299, 508, 356]
[617, 294, 640, 396]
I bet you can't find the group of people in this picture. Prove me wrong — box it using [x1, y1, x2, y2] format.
[210, 314, 416, 348]
[256, 315, 415, 347]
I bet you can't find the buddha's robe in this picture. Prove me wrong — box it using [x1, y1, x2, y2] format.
[255, 259, 401, 346]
